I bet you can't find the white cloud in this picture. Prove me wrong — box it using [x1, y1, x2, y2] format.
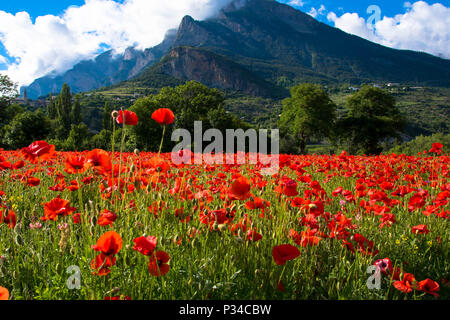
[308, 4, 326, 18]
[288, 0, 305, 7]
[327, 1, 450, 59]
[0, 0, 234, 86]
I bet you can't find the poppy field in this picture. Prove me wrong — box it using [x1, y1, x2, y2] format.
[0, 110, 449, 300]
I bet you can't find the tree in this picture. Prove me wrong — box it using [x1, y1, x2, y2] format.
[71, 95, 82, 125]
[333, 85, 405, 155]
[65, 123, 91, 151]
[2, 110, 51, 149]
[55, 83, 72, 139]
[0, 74, 18, 107]
[47, 94, 57, 119]
[0, 74, 18, 125]
[128, 97, 165, 151]
[102, 101, 112, 131]
[279, 83, 336, 154]
[127, 81, 250, 152]
[153, 81, 225, 134]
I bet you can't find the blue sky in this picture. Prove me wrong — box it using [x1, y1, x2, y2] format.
[0, 0, 449, 86]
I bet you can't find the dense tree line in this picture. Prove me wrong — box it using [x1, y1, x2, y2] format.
[0, 74, 442, 155]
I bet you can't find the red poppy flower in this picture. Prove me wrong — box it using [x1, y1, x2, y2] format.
[26, 177, 40, 187]
[275, 176, 298, 197]
[272, 244, 300, 266]
[0, 286, 9, 300]
[86, 149, 112, 171]
[393, 273, 416, 294]
[246, 229, 263, 242]
[1, 210, 16, 229]
[412, 224, 430, 235]
[277, 281, 285, 292]
[65, 155, 89, 174]
[408, 194, 426, 211]
[97, 209, 118, 226]
[429, 142, 443, 154]
[91, 253, 116, 276]
[13, 160, 25, 170]
[104, 295, 131, 300]
[91, 231, 123, 256]
[116, 110, 138, 126]
[228, 176, 251, 200]
[299, 228, 322, 247]
[73, 213, 81, 224]
[133, 236, 157, 256]
[148, 251, 170, 276]
[332, 187, 343, 197]
[21, 141, 55, 163]
[374, 258, 393, 275]
[151, 108, 175, 125]
[417, 279, 439, 298]
[41, 197, 77, 221]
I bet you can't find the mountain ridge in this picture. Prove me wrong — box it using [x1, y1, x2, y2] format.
[25, 0, 450, 99]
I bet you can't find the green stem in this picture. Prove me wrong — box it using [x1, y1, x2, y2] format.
[158, 125, 166, 156]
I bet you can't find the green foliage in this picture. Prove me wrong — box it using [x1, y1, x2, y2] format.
[90, 129, 113, 150]
[55, 83, 73, 140]
[46, 95, 57, 119]
[279, 83, 336, 154]
[128, 97, 164, 151]
[1, 110, 51, 149]
[0, 74, 18, 108]
[127, 81, 252, 152]
[102, 101, 112, 131]
[333, 85, 405, 155]
[71, 95, 82, 125]
[65, 123, 91, 151]
[388, 133, 450, 155]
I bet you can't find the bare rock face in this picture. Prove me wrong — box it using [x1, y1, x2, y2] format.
[156, 46, 277, 97]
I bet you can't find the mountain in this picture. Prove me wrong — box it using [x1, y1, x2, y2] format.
[26, 0, 450, 99]
[25, 29, 177, 99]
[131, 0, 450, 96]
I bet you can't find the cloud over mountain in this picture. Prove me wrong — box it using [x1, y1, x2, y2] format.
[327, 1, 450, 59]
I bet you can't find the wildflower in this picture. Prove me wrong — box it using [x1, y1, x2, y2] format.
[0, 286, 9, 300]
[228, 176, 251, 200]
[151, 108, 175, 125]
[97, 209, 118, 227]
[374, 258, 393, 275]
[65, 155, 89, 174]
[21, 140, 55, 163]
[148, 251, 170, 276]
[116, 110, 138, 126]
[133, 236, 157, 256]
[429, 143, 443, 155]
[412, 224, 430, 235]
[91, 231, 123, 276]
[393, 273, 416, 294]
[41, 196, 77, 221]
[272, 244, 300, 266]
[417, 279, 439, 298]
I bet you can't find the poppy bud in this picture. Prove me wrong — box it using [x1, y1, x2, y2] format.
[134, 149, 140, 155]
[218, 224, 227, 231]
[111, 110, 119, 119]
